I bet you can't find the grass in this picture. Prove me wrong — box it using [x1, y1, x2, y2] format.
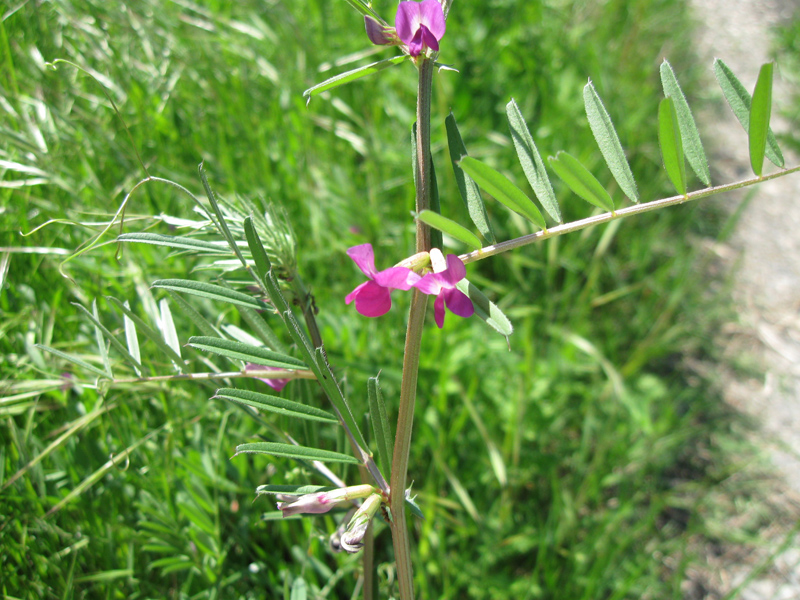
[1, 0, 797, 598]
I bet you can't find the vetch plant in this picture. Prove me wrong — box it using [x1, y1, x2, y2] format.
[20, 1, 800, 598]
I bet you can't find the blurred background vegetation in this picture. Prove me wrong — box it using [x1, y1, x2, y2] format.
[1, 0, 797, 598]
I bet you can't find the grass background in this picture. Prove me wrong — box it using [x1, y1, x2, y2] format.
[1, 1, 797, 598]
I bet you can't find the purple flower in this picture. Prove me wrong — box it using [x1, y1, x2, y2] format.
[413, 251, 474, 328]
[395, 0, 446, 57]
[278, 484, 375, 517]
[364, 15, 397, 46]
[345, 244, 421, 318]
[245, 363, 290, 392]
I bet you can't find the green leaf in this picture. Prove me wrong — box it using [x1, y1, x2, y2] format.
[749, 62, 773, 177]
[458, 156, 546, 230]
[506, 99, 561, 222]
[367, 376, 393, 478]
[188, 336, 306, 369]
[583, 81, 639, 202]
[255, 484, 335, 496]
[117, 232, 229, 254]
[151, 279, 266, 310]
[243, 215, 272, 284]
[34, 344, 110, 379]
[303, 56, 407, 102]
[165, 291, 223, 338]
[290, 577, 308, 600]
[213, 388, 338, 423]
[91, 299, 113, 378]
[455, 279, 513, 338]
[659, 60, 711, 186]
[314, 347, 369, 452]
[416, 210, 481, 250]
[658, 97, 687, 196]
[713, 59, 784, 167]
[340, 0, 382, 21]
[238, 305, 288, 355]
[233, 442, 360, 465]
[159, 298, 182, 359]
[412, 122, 443, 250]
[445, 113, 496, 242]
[548, 151, 614, 212]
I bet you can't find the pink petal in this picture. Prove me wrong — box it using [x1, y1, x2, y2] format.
[433, 292, 446, 328]
[346, 244, 378, 279]
[418, 0, 446, 40]
[407, 28, 424, 56]
[438, 254, 466, 287]
[443, 288, 474, 318]
[345, 281, 370, 305]
[353, 280, 393, 317]
[395, 1, 421, 45]
[373, 266, 420, 290]
[420, 26, 439, 52]
[413, 272, 443, 296]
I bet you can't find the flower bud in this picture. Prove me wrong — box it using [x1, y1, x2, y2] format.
[340, 493, 383, 553]
[364, 16, 394, 45]
[277, 484, 375, 517]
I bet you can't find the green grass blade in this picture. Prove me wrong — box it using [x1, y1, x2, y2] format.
[314, 347, 369, 452]
[158, 298, 182, 359]
[659, 60, 711, 186]
[583, 81, 639, 202]
[243, 215, 272, 284]
[416, 210, 482, 250]
[455, 279, 513, 339]
[445, 113, 496, 242]
[34, 344, 110, 379]
[122, 300, 141, 371]
[198, 164, 248, 267]
[367, 376, 392, 477]
[238, 305, 288, 354]
[303, 56, 406, 102]
[233, 442, 360, 465]
[213, 388, 338, 423]
[458, 156, 546, 230]
[187, 336, 306, 369]
[117, 232, 229, 254]
[506, 99, 562, 223]
[91, 299, 112, 377]
[658, 97, 687, 196]
[340, 0, 382, 20]
[548, 151, 615, 212]
[72, 302, 142, 374]
[255, 484, 335, 496]
[165, 291, 223, 338]
[713, 59, 784, 167]
[749, 62, 773, 177]
[106, 297, 185, 368]
[151, 279, 266, 310]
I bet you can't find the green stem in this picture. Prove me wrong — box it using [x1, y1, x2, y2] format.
[458, 164, 800, 265]
[390, 56, 435, 600]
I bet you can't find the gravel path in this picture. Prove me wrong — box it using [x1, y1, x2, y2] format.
[688, 0, 800, 597]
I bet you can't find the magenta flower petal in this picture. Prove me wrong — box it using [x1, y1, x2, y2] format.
[419, 0, 446, 38]
[364, 16, 391, 45]
[412, 272, 443, 295]
[351, 280, 392, 317]
[439, 254, 466, 285]
[443, 288, 474, 318]
[407, 28, 424, 56]
[433, 292, 446, 328]
[245, 363, 291, 392]
[373, 266, 421, 290]
[420, 26, 439, 52]
[346, 244, 378, 278]
[395, 1, 420, 44]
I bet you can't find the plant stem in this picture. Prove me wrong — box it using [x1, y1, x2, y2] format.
[458, 164, 800, 265]
[390, 56, 435, 600]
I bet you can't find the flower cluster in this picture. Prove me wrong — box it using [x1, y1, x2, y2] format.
[364, 0, 446, 58]
[345, 244, 474, 328]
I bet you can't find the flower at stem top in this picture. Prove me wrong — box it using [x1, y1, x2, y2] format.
[395, 0, 446, 57]
[345, 243, 421, 317]
[413, 249, 474, 328]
